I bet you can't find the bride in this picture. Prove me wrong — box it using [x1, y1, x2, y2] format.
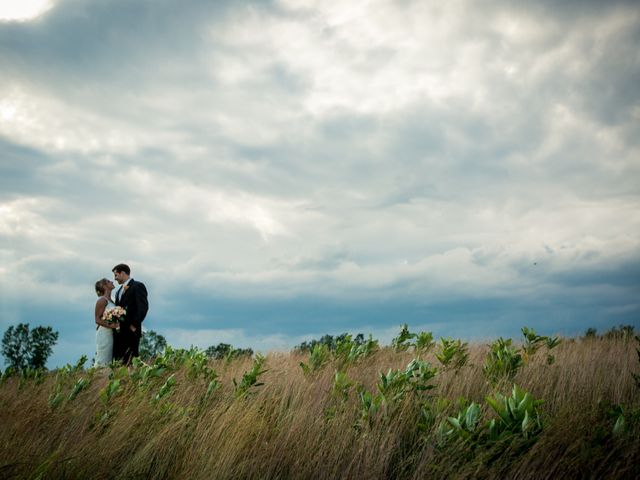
[94, 278, 120, 366]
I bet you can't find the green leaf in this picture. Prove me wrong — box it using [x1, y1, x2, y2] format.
[613, 415, 626, 436]
[447, 417, 461, 430]
[465, 403, 481, 431]
[486, 394, 510, 424]
[518, 392, 533, 413]
[522, 409, 530, 434]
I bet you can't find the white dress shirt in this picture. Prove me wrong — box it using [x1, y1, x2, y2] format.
[117, 278, 132, 302]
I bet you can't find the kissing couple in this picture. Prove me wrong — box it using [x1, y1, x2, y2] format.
[93, 264, 149, 367]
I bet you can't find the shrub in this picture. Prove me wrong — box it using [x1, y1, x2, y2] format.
[68, 378, 90, 401]
[335, 334, 379, 368]
[486, 384, 543, 440]
[376, 359, 437, 403]
[331, 370, 353, 402]
[154, 374, 177, 401]
[357, 389, 383, 427]
[521, 327, 546, 362]
[483, 338, 523, 384]
[435, 337, 468, 370]
[300, 344, 331, 375]
[391, 323, 416, 352]
[99, 379, 121, 404]
[130, 357, 168, 388]
[415, 331, 435, 353]
[233, 354, 267, 398]
[544, 336, 562, 365]
[438, 401, 482, 443]
[18, 367, 46, 388]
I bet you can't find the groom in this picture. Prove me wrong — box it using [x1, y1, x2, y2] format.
[112, 263, 149, 364]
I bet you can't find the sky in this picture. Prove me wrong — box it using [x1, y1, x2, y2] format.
[0, 0, 639, 368]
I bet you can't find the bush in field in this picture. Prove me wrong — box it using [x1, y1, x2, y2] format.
[486, 384, 543, 440]
[415, 331, 435, 353]
[435, 337, 468, 370]
[331, 370, 354, 402]
[391, 324, 436, 353]
[358, 358, 438, 426]
[130, 357, 168, 388]
[233, 354, 267, 398]
[2, 323, 59, 371]
[438, 401, 482, 443]
[392, 324, 416, 351]
[374, 359, 437, 407]
[300, 344, 331, 375]
[154, 374, 177, 401]
[483, 338, 523, 384]
[51, 355, 90, 406]
[438, 384, 544, 446]
[335, 334, 379, 367]
[544, 336, 562, 365]
[520, 327, 561, 364]
[300, 334, 379, 375]
[521, 327, 547, 361]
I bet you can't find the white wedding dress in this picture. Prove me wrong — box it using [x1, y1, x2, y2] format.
[95, 296, 115, 367]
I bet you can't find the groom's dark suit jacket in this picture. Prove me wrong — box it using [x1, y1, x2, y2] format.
[114, 278, 148, 363]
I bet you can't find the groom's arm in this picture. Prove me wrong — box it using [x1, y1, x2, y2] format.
[133, 282, 149, 327]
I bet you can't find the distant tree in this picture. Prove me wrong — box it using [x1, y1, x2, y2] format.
[206, 343, 232, 359]
[205, 343, 253, 360]
[1, 323, 59, 370]
[604, 325, 635, 340]
[139, 330, 168, 360]
[584, 327, 598, 339]
[320, 334, 336, 350]
[293, 332, 366, 353]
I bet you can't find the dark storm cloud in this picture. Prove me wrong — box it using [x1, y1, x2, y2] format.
[0, 0, 234, 82]
[0, 0, 638, 367]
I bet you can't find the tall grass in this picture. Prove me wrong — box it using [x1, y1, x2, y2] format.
[0, 335, 638, 479]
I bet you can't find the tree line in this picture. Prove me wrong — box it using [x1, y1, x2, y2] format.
[1, 322, 636, 372]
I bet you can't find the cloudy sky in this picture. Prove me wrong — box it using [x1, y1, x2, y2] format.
[0, 0, 639, 368]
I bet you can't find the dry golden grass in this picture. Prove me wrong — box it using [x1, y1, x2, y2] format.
[0, 336, 638, 479]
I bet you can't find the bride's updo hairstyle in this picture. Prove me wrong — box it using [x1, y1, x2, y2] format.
[95, 278, 109, 296]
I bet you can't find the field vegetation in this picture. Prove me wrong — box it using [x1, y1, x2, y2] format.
[0, 325, 638, 479]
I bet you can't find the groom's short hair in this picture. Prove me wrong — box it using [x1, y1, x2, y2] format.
[112, 263, 131, 275]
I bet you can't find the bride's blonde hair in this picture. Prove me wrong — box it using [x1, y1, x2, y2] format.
[94, 278, 109, 296]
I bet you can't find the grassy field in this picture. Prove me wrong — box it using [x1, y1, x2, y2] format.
[0, 331, 638, 479]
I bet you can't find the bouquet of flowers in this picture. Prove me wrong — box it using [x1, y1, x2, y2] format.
[102, 306, 126, 332]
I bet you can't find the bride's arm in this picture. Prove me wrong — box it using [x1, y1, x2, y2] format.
[94, 298, 118, 329]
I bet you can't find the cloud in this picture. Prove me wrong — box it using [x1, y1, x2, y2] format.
[0, 0, 638, 368]
[0, 0, 54, 21]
